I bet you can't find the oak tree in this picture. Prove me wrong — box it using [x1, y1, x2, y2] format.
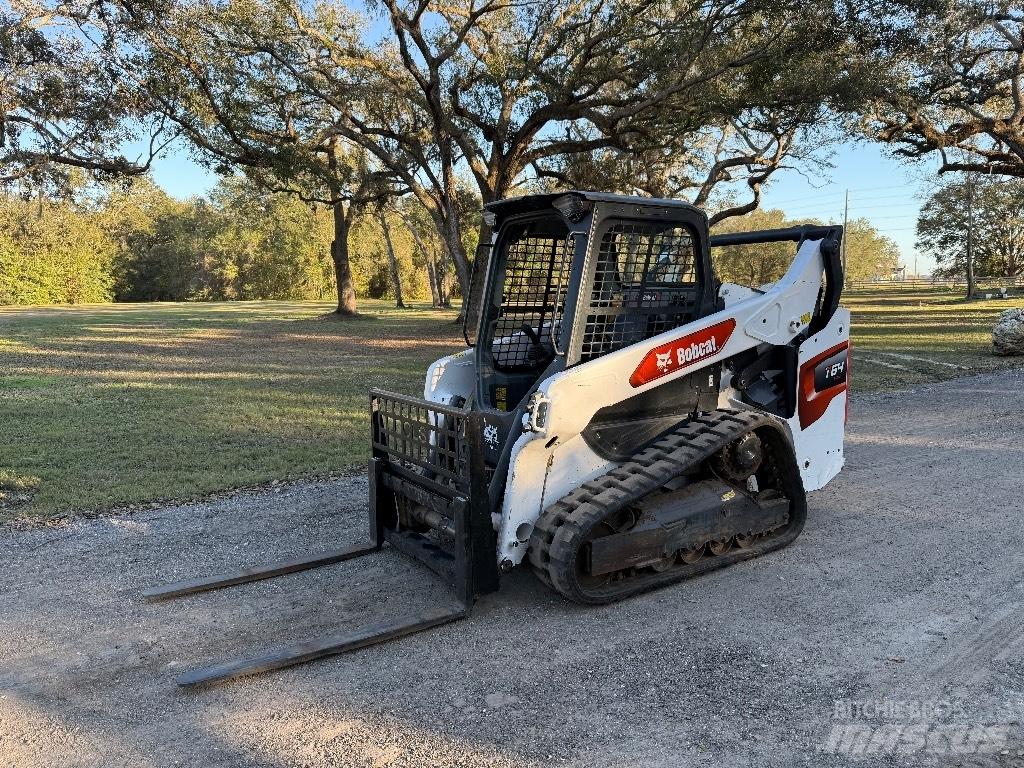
[869, 2, 1024, 177]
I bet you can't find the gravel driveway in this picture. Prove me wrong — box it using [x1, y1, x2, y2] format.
[2, 369, 1023, 768]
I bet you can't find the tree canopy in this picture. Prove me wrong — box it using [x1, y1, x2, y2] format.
[4, 0, 1021, 308]
[868, 2, 1024, 177]
[75, 0, 898, 312]
[0, 0, 164, 186]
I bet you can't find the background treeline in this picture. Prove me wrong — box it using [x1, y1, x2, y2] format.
[0, 173, 904, 306]
[6, 0, 1023, 308]
[0, 176, 448, 305]
[712, 209, 900, 285]
[916, 176, 1024, 280]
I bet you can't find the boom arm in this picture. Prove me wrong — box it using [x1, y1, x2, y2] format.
[709, 225, 844, 335]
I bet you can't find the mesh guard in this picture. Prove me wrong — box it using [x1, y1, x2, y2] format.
[579, 220, 701, 362]
[491, 229, 573, 372]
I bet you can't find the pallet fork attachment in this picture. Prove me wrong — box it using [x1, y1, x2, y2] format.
[144, 391, 499, 687]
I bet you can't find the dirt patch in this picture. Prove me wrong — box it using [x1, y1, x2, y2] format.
[0, 471, 39, 512]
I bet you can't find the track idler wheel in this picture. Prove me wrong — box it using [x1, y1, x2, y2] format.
[708, 537, 734, 556]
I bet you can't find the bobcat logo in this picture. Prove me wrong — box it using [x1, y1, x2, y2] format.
[629, 318, 737, 389]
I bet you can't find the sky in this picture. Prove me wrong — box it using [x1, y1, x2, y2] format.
[145, 138, 943, 275]
[756, 141, 942, 276]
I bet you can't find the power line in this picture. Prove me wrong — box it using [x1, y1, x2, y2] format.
[789, 201, 922, 211]
[762, 183, 926, 206]
[773, 196, 922, 212]
[765, 214, 918, 227]
[764, 205, 920, 219]
[768, 202, 924, 219]
[758, 190, 844, 205]
[845, 183, 927, 193]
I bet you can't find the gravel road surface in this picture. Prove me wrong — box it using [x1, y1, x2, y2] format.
[2, 369, 1023, 767]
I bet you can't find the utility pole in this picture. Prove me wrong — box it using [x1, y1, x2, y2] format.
[841, 189, 849, 285]
[965, 174, 976, 299]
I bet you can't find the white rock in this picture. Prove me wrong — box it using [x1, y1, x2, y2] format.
[993, 308, 1024, 356]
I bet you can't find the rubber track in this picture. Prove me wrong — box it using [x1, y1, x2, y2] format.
[527, 408, 807, 604]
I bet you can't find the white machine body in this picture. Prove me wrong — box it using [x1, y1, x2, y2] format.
[425, 234, 850, 567]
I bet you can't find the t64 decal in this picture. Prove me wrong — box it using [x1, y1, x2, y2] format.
[799, 341, 850, 428]
[629, 318, 737, 387]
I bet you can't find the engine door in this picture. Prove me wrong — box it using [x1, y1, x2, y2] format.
[789, 308, 851, 491]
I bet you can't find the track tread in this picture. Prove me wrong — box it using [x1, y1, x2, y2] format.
[528, 408, 807, 604]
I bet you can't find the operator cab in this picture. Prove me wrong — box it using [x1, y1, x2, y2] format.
[468, 191, 719, 413]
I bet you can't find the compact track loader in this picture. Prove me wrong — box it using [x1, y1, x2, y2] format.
[148, 191, 850, 686]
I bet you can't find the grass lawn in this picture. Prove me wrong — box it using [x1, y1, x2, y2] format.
[0, 300, 464, 517]
[1, 288, 1021, 518]
[844, 286, 1023, 391]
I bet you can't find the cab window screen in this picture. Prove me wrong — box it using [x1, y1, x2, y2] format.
[580, 220, 699, 362]
[491, 223, 572, 371]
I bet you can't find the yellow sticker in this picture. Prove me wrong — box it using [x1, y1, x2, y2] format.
[721, 490, 736, 501]
[800, 312, 812, 325]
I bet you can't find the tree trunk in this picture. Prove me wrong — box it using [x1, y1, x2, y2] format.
[378, 209, 406, 308]
[448, 230, 472, 323]
[402, 213, 442, 307]
[434, 149, 474, 320]
[424, 260, 441, 307]
[404, 181, 468, 317]
[426, 205, 471, 321]
[436, 252, 451, 307]
[332, 202, 357, 315]
[966, 176, 976, 300]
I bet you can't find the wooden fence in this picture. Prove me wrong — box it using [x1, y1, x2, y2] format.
[848, 276, 1024, 290]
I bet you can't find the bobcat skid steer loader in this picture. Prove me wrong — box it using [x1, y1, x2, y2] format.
[148, 191, 850, 686]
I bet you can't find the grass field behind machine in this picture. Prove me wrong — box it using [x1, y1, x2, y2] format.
[1, 287, 1021, 518]
[844, 286, 1023, 390]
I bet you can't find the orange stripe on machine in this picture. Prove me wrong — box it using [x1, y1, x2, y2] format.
[629, 318, 737, 388]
